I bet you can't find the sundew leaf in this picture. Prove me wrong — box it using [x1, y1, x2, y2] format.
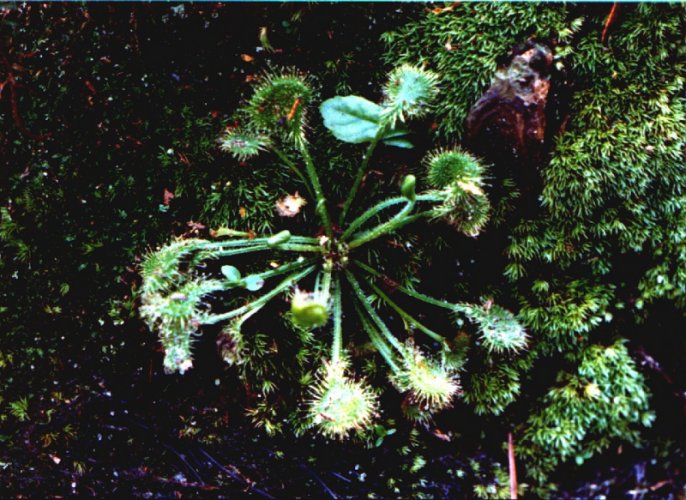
[320, 95, 382, 143]
[221, 265, 242, 284]
[382, 137, 413, 149]
[242, 275, 265, 291]
[320, 95, 411, 147]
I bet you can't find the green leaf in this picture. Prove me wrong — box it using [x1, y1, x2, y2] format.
[221, 265, 241, 284]
[320, 96, 381, 143]
[382, 137, 413, 149]
[242, 275, 265, 292]
[320, 95, 411, 147]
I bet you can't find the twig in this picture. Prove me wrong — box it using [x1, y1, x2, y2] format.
[124, 412, 274, 498]
[330, 472, 351, 483]
[151, 476, 220, 491]
[196, 446, 275, 499]
[160, 442, 205, 485]
[634, 346, 686, 401]
[601, 3, 619, 45]
[508, 432, 518, 500]
[299, 463, 337, 499]
[0, 47, 49, 140]
[650, 479, 673, 491]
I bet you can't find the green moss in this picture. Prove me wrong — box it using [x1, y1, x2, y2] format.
[382, 3, 572, 138]
[385, 3, 681, 490]
[538, 4, 686, 307]
[521, 340, 654, 486]
[463, 365, 521, 416]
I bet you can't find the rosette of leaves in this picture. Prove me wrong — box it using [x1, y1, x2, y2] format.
[137, 65, 528, 439]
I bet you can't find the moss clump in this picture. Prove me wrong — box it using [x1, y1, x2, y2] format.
[381, 3, 572, 138]
[384, 3, 682, 492]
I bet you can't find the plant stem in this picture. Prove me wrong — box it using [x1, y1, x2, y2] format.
[234, 301, 263, 329]
[197, 243, 321, 261]
[353, 260, 456, 311]
[298, 144, 334, 239]
[203, 265, 316, 325]
[271, 146, 314, 198]
[354, 303, 400, 373]
[313, 271, 321, 296]
[386, 210, 435, 232]
[198, 235, 319, 250]
[345, 271, 404, 354]
[275, 243, 323, 253]
[341, 196, 404, 241]
[197, 244, 271, 260]
[254, 257, 317, 281]
[347, 199, 416, 249]
[339, 128, 385, 224]
[283, 236, 321, 244]
[341, 194, 442, 242]
[199, 238, 269, 248]
[331, 275, 343, 364]
[364, 277, 445, 343]
[320, 266, 333, 301]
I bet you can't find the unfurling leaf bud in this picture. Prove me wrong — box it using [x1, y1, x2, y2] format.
[267, 230, 292, 247]
[401, 174, 417, 201]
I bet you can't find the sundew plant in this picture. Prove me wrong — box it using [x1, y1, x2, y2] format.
[139, 64, 528, 439]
